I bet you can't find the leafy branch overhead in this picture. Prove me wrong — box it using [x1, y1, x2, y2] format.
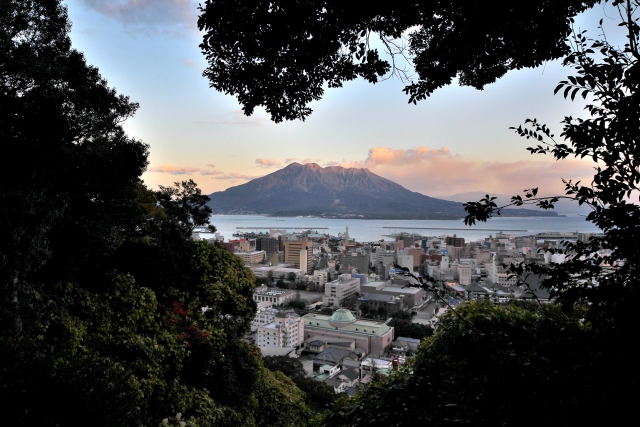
[464, 1, 640, 317]
[198, 0, 598, 122]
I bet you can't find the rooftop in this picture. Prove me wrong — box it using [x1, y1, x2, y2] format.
[302, 312, 393, 337]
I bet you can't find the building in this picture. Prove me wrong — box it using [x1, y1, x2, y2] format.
[302, 309, 394, 356]
[486, 259, 518, 287]
[235, 250, 265, 264]
[284, 239, 313, 273]
[446, 235, 465, 247]
[405, 247, 425, 268]
[256, 237, 279, 256]
[356, 293, 404, 315]
[360, 281, 427, 308]
[256, 311, 304, 348]
[253, 287, 296, 305]
[457, 262, 473, 286]
[397, 254, 413, 272]
[252, 265, 304, 279]
[323, 274, 361, 307]
[341, 254, 369, 274]
[252, 306, 297, 332]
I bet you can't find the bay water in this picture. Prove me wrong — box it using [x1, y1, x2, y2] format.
[208, 214, 600, 243]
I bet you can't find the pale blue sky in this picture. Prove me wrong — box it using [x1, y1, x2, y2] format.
[64, 1, 627, 197]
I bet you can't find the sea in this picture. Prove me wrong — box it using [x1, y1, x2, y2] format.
[207, 214, 601, 243]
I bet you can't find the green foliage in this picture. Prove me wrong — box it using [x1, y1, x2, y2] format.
[287, 299, 307, 310]
[388, 315, 433, 340]
[0, 0, 149, 334]
[155, 179, 215, 236]
[198, 0, 598, 121]
[251, 367, 310, 427]
[263, 356, 337, 413]
[324, 301, 599, 427]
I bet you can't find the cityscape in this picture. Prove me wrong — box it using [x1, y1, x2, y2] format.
[193, 224, 606, 395]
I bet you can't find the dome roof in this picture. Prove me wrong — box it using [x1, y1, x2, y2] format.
[329, 309, 356, 328]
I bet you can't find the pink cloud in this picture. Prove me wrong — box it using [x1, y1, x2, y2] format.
[206, 163, 215, 168]
[301, 158, 314, 164]
[284, 158, 297, 164]
[338, 146, 594, 198]
[184, 59, 199, 70]
[149, 164, 201, 175]
[200, 170, 223, 176]
[214, 173, 262, 180]
[255, 158, 282, 168]
[323, 160, 341, 167]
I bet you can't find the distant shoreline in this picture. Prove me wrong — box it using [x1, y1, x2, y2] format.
[211, 213, 565, 220]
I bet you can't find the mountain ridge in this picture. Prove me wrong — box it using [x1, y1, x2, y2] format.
[207, 162, 560, 220]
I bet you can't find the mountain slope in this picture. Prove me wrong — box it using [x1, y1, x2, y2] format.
[207, 163, 559, 219]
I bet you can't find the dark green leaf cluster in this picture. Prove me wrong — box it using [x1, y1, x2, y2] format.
[198, 0, 597, 122]
[387, 315, 434, 341]
[263, 356, 337, 413]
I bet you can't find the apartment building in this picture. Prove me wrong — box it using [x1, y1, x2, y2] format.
[257, 311, 304, 348]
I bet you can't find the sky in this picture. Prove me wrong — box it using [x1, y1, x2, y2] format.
[64, 1, 629, 199]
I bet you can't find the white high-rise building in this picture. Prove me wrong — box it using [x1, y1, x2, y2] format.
[257, 311, 304, 348]
[397, 254, 413, 272]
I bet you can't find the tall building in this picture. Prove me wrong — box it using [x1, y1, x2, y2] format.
[397, 254, 413, 272]
[405, 247, 425, 268]
[446, 235, 465, 248]
[284, 239, 313, 273]
[257, 237, 279, 256]
[257, 311, 304, 348]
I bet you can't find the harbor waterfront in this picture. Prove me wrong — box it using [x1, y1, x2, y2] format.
[208, 214, 600, 242]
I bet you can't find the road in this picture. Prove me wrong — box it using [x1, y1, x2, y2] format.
[412, 299, 439, 325]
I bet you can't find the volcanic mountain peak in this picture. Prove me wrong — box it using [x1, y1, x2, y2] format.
[207, 162, 560, 220]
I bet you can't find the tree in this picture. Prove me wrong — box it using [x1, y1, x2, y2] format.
[0, 0, 149, 335]
[388, 314, 433, 340]
[198, 0, 598, 122]
[155, 179, 215, 236]
[263, 356, 337, 413]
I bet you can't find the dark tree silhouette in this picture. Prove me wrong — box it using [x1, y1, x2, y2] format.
[198, 0, 598, 121]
